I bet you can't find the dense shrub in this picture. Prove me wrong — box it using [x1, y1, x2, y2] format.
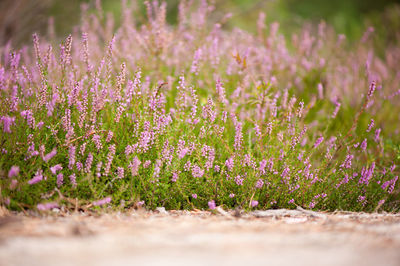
[0, 0, 399, 212]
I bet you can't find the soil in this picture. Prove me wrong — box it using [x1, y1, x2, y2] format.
[1, 207, 400, 266]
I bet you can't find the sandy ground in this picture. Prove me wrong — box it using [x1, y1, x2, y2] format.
[0, 207, 400, 266]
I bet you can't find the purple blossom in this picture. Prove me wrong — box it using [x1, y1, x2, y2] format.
[367, 119, 374, 132]
[129, 157, 141, 176]
[1, 116, 15, 133]
[235, 175, 244, 186]
[171, 172, 179, 182]
[85, 153, 93, 173]
[313, 137, 324, 148]
[28, 170, 43, 185]
[341, 154, 354, 169]
[225, 157, 234, 172]
[288, 199, 295, 204]
[93, 197, 112, 206]
[117, 167, 124, 179]
[68, 145, 76, 170]
[191, 193, 198, 199]
[50, 164, 63, 175]
[374, 128, 381, 142]
[360, 139, 367, 151]
[251, 200, 259, 207]
[259, 159, 267, 175]
[92, 134, 103, 151]
[69, 173, 76, 187]
[233, 118, 243, 151]
[104, 144, 116, 176]
[106, 131, 114, 143]
[143, 160, 151, 169]
[8, 166, 20, 178]
[43, 148, 57, 162]
[37, 202, 59, 211]
[56, 173, 63, 187]
[208, 200, 216, 210]
[255, 179, 264, 188]
[367, 81, 376, 98]
[191, 164, 204, 178]
[229, 193, 235, 198]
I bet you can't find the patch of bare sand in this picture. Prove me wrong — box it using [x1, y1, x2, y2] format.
[0, 208, 399, 266]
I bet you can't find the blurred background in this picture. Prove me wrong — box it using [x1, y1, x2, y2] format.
[1, 0, 400, 46]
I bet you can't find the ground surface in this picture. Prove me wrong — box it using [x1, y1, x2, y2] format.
[0, 207, 400, 266]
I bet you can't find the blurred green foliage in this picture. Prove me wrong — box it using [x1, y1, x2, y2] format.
[2, 0, 400, 46]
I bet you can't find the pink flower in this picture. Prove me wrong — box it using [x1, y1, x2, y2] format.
[37, 202, 59, 211]
[56, 173, 63, 187]
[208, 200, 216, 210]
[251, 200, 259, 207]
[28, 170, 43, 185]
[50, 164, 62, 175]
[8, 166, 19, 178]
[43, 148, 57, 162]
[93, 197, 112, 206]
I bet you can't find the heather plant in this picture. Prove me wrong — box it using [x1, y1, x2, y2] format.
[0, 0, 399, 212]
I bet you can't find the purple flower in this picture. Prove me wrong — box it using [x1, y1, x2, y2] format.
[178, 147, 189, 159]
[8, 166, 19, 178]
[93, 197, 112, 206]
[360, 139, 367, 151]
[128, 157, 141, 176]
[56, 173, 63, 187]
[208, 200, 216, 210]
[313, 137, 324, 148]
[69, 174, 76, 187]
[85, 153, 93, 173]
[68, 145, 76, 170]
[367, 81, 376, 98]
[1, 116, 15, 133]
[28, 170, 43, 185]
[331, 101, 341, 119]
[258, 159, 267, 175]
[288, 199, 295, 204]
[225, 157, 234, 172]
[233, 118, 243, 151]
[191, 164, 204, 178]
[367, 119, 374, 132]
[229, 193, 235, 198]
[37, 202, 59, 211]
[43, 148, 57, 162]
[117, 167, 124, 179]
[106, 131, 114, 143]
[341, 154, 354, 169]
[251, 200, 259, 207]
[104, 144, 116, 176]
[76, 162, 83, 171]
[374, 128, 381, 142]
[92, 134, 103, 151]
[235, 175, 244, 186]
[191, 194, 198, 199]
[50, 164, 62, 175]
[255, 179, 264, 188]
[171, 172, 179, 182]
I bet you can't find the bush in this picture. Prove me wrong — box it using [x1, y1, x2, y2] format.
[0, 0, 399, 212]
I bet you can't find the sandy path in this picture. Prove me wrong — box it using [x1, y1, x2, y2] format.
[1, 208, 400, 266]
